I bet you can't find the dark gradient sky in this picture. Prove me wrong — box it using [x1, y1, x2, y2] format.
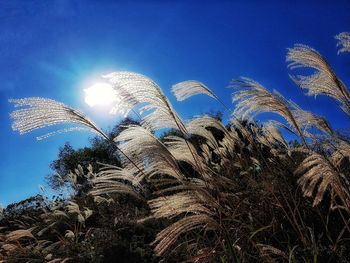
[1, 0, 350, 206]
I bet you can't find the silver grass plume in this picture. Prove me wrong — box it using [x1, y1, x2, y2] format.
[295, 152, 350, 208]
[153, 214, 218, 256]
[257, 244, 288, 260]
[289, 101, 333, 137]
[172, 80, 218, 101]
[260, 121, 288, 148]
[287, 44, 350, 115]
[171, 79, 252, 149]
[331, 140, 350, 167]
[6, 229, 35, 242]
[187, 115, 240, 174]
[187, 115, 233, 140]
[186, 115, 240, 159]
[172, 80, 234, 117]
[163, 135, 206, 175]
[105, 72, 207, 180]
[90, 164, 144, 199]
[148, 178, 224, 256]
[230, 77, 307, 145]
[9, 98, 107, 140]
[115, 125, 183, 181]
[186, 116, 220, 150]
[104, 72, 211, 175]
[1, 244, 18, 253]
[150, 189, 220, 256]
[152, 177, 210, 196]
[103, 71, 187, 133]
[149, 191, 215, 220]
[97, 163, 143, 187]
[335, 32, 350, 54]
[9, 97, 147, 178]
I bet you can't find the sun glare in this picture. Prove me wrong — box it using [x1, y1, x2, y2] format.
[84, 82, 117, 107]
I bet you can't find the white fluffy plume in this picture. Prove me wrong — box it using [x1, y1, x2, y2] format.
[103, 71, 187, 133]
[9, 98, 107, 140]
[230, 78, 306, 144]
[335, 32, 350, 54]
[115, 125, 183, 180]
[171, 80, 217, 101]
[287, 44, 350, 115]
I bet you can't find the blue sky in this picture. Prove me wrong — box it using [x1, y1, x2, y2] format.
[1, 0, 350, 206]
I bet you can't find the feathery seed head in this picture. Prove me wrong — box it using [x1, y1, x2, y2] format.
[335, 32, 350, 54]
[9, 97, 106, 140]
[172, 80, 217, 101]
[287, 44, 350, 115]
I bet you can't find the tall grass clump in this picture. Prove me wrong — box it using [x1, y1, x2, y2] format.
[1, 32, 350, 262]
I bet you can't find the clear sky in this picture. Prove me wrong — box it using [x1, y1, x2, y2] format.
[1, 0, 350, 206]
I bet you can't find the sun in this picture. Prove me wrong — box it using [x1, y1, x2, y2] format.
[84, 82, 117, 107]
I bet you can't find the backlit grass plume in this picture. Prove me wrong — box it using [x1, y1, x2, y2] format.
[90, 164, 143, 199]
[287, 44, 350, 115]
[290, 101, 333, 137]
[230, 77, 307, 145]
[172, 80, 218, 101]
[9, 97, 107, 140]
[335, 32, 350, 54]
[295, 152, 350, 208]
[103, 71, 187, 134]
[115, 125, 183, 181]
